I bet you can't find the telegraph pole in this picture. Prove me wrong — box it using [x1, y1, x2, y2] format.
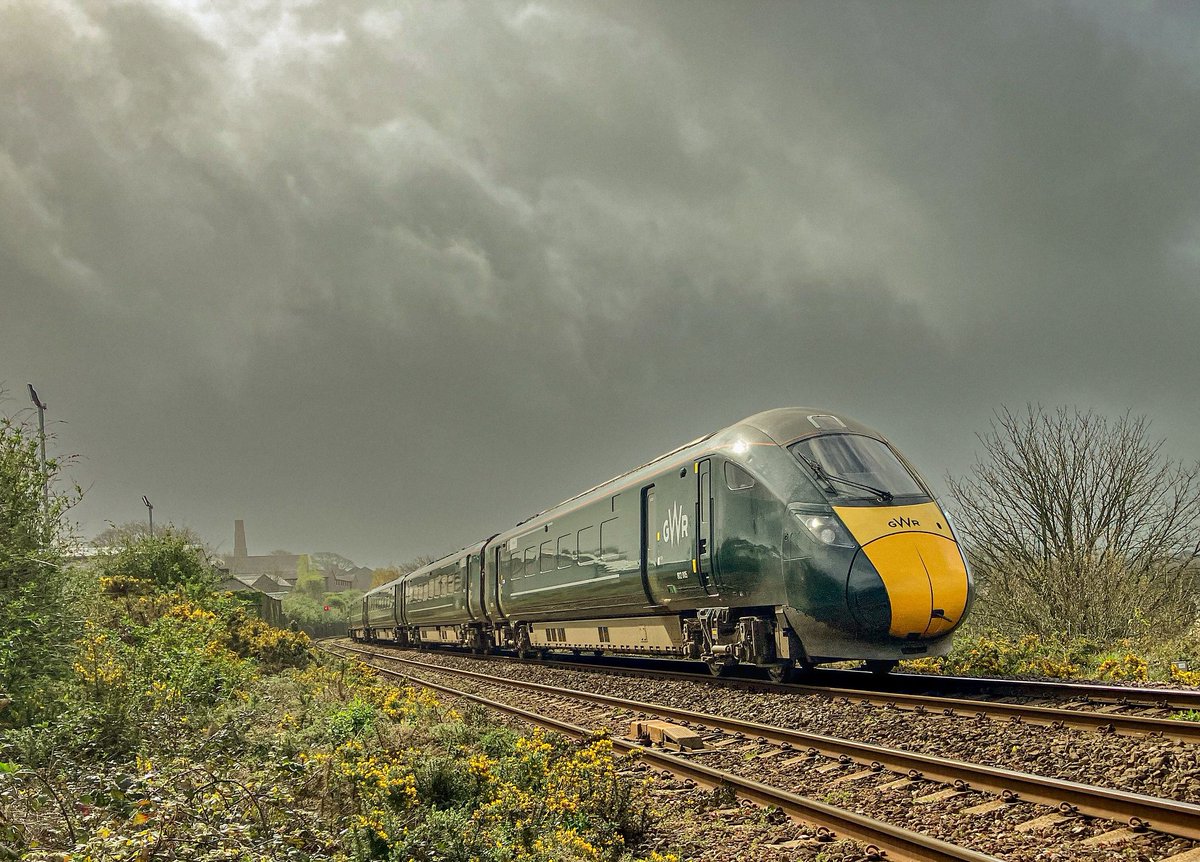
[26, 383, 48, 519]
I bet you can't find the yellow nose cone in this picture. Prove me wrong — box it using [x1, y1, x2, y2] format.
[834, 503, 969, 638]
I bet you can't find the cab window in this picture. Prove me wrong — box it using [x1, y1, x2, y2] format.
[725, 462, 755, 491]
[789, 433, 926, 500]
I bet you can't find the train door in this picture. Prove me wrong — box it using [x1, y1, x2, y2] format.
[696, 459, 720, 596]
[640, 486, 661, 607]
[488, 544, 503, 620]
[476, 546, 487, 622]
[466, 553, 481, 621]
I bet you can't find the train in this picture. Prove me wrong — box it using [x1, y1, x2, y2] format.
[351, 407, 973, 679]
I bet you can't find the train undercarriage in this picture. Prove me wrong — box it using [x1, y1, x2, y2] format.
[348, 606, 899, 682]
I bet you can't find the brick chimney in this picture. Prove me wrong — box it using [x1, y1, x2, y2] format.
[234, 519, 247, 557]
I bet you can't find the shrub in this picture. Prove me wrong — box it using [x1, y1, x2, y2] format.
[1170, 665, 1200, 687]
[1096, 653, 1149, 682]
[0, 412, 81, 726]
[228, 613, 312, 672]
[92, 529, 220, 595]
[902, 632, 1083, 678]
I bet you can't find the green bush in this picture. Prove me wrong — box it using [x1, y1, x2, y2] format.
[93, 528, 219, 595]
[903, 628, 1200, 684]
[0, 412, 81, 726]
[415, 753, 480, 808]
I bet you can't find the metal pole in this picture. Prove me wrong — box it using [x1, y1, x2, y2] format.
[26, 384, 48, 519]
[142, 495, 154, 537]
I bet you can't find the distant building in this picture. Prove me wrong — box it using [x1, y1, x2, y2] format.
[217, 520, 307, 591]
[218, 572, 292, 598]
[214, 520, 367, 594]
[325, 565, 374, 593]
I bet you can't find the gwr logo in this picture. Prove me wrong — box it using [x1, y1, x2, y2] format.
[662, 500, 690, 546]
[888, 516, 920, 529]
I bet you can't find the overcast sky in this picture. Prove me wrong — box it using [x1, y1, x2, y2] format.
[3, 0, 1199, 566]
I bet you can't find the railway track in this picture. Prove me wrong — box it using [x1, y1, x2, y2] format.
[318, 643, 1000, 862]
[552, 652, 1200, 710]
[428, 648, 1200, 744]
[842, 670, 1200, 712]
[327, 642, 1200, 861]
[445, 646, 1200, 712]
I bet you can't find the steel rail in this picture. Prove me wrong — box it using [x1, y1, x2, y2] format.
[336, 644, 1200, 840]
[856, 671, 1200, 711]
[319, 645, 1000, 862]
[777, 682, 1200, 745]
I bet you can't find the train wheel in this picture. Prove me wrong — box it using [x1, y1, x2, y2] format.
[865, 659, 898, 676]
[516, 628, 537, 660]
[766, 663, 796, 684]
[706, 655, 736, 677]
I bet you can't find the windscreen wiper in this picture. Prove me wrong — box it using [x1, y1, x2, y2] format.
[799, 455, 893, 502]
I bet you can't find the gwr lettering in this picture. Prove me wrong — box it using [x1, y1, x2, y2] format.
[661, 500, 690, 546]
[888, 516, 920, 528]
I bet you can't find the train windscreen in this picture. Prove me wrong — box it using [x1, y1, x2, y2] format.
[789, 434, 926, 501]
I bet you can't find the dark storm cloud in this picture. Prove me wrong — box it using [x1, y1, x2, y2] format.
[2, 1, 1198, 563]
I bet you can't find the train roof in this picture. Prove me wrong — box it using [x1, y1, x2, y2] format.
[381, 406, 880, 574]
[489, 406, 877, 544]
[738, 407, 883, 446]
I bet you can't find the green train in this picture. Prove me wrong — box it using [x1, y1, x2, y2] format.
[351, 408, 973, 679]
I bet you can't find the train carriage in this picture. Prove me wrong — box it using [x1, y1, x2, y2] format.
[401, 552, 477, 647]
[355, 582, 402, 643]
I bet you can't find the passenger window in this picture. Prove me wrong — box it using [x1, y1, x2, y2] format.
[523, 546, 537, 578]
[725, 461, 756, 491]
[577, 525, 596, 564]
[557, 534, 573, 568]
[599, 517, 619, 560]
[539, 540, 554, 573]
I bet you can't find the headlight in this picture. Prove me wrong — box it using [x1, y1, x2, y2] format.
[792, 509, 855, 548]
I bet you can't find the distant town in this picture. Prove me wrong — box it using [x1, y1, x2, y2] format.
[216, 519, 373, 599]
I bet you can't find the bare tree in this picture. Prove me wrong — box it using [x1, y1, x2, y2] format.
[948, 405, 1200, 642]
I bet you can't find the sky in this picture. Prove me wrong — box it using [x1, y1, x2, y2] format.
[3, 0, 1199, 566]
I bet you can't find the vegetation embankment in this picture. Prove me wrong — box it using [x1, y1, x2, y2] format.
[2, 542, 679, 861]
[901, 629, 1200, 688]
[0, 410, 678, 862]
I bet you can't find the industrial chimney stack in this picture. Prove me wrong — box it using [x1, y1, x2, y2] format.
[234, 519, 247, 557]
